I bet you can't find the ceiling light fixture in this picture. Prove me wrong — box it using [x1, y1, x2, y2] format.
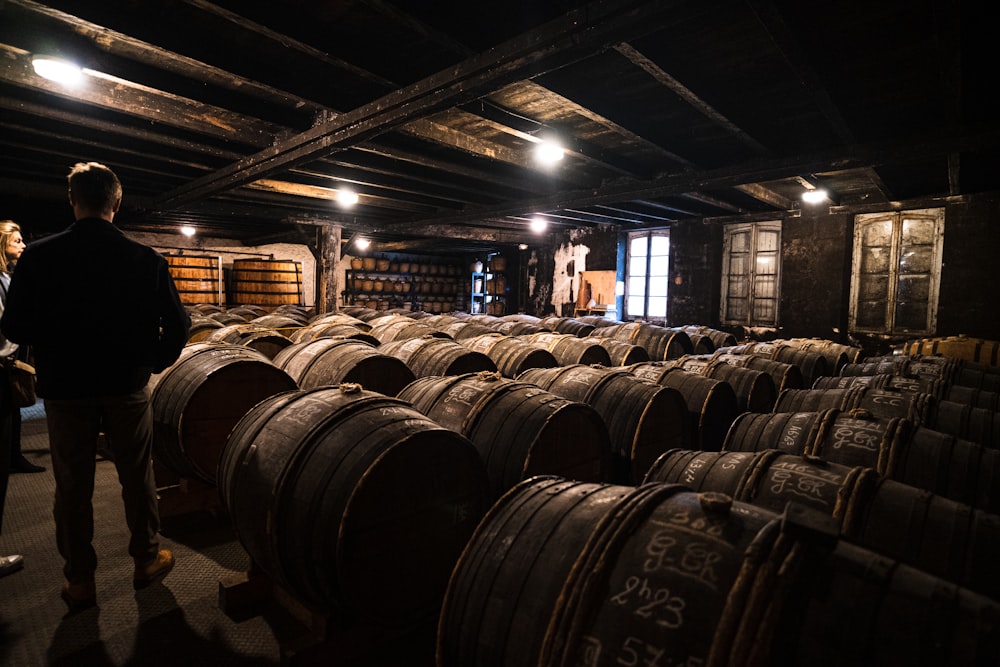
[518, 243, 529, 251]
[801, 188, 829, 204]
[337, 189, 359, 207]
[355, 237, 370, 250]
[180, 225, 196, 237]
[31, 56, 83, 86]
[529, 216, 548, 233]
[534, 140, 564, 165]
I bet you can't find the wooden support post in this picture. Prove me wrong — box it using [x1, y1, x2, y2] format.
[318, 225, 341, 314]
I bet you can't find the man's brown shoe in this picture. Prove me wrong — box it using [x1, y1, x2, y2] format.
[0, 554, 23, 578]
[61, 579, 97, 611]
[133, 549, 174, 590]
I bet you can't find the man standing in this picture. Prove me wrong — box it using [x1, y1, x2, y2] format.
[0, 162, 190, 610]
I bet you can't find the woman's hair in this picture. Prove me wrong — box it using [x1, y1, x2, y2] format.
[67, 161, 122, 214]
[0, 219, 22, 274]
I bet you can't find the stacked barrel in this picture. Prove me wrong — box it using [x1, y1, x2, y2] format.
[150, 306, 1000, 663]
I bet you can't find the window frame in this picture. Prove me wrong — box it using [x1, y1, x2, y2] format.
[720, 220, 782, 327]
[848, 207, 944, 336]
[624, 230, 670, 320]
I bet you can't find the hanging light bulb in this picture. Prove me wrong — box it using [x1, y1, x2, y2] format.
[31, 57, 83, 86]
[534, 140, 564, 165]
[529, 216, 548, 233]
[337, 189, 359, 207]
[801, 188, 829, 204]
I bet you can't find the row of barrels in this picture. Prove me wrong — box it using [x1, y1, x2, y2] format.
[149, 346, 997, 664]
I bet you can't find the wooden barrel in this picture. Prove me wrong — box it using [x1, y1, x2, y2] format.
[518, 364, 689, 483]
[681, 324, 738, 350]
[272, 337, 416, 396]
[774, 386, 943, 435]
[439, 475, 1000, 667]
[593, 322, 692, 361]
[783, 337, 862, 372]
[901, 335, 1000, 367]
[370, 317, 448, 344]
[459, 334, 557, 378]
[724, 409, 1000, 513]
[230, 258, 304, 309]
[523, 332, 612, 366]
[290, 322, 379, 346]
[219, 384, 490, 623]
[439, 321, 495, 341]
[931, 398, 1000, 449]
[537, 316, 595, 337]
[668, 327, 715, 355]
[669, 354, 780, 413]
[186, 315, 225, 343]
[491, 320, 547, 336]
[397, 372, 611, 499]
[208, 311, 248, 326]
[380, 336, 496, 378]
[631, 365, 739, 451]
[437, 477, 779, 667]
[703, 359, 778, 413]
[712, 351, 804, 392]
[203, 323, 293, 359]
[644, 448, 1000, 600]
[149, 342, 298, 484]
[163, 254, 223, 305]
[591, 337, 649, 366]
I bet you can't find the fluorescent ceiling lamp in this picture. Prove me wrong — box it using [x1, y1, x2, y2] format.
[529, 216, 548, 233]
[337, 189, 359, 207]
[355, 237, 370, 250]
[801, 188, 829, 204]
[534, 140, 564, 164]
[179, 225, 196, 237]
[31, 57, 83, 86]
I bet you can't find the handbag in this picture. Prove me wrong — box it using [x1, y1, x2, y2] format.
[8, 358, 37, 408]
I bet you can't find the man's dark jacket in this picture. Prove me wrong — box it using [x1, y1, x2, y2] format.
[0, 218, 190, 399]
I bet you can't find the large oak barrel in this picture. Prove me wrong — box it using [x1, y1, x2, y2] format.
[518, 364, 689, 483]
[149, 342, 298, 484]
[537, 316, 596, 337]
[644, 448, 1000, 599]
[459, 333, 557, 378]
[437, 476, 1000, 667]
[591, 336, 649, 366]
[203, 323, 293, 359]
[724, 409, 1000, 513]
[722, 341, 830, 386]
[272, 337, 416, 396]
[397, 372, 611, 499]
[625, 363, 739, 451]
[523, 332, 612, 366]
[230, 258, 303, 309]
[588, 322, 692, 361]
[901, 335, 1000, 367]
[370, 316, 449, 344]
[219, 384, 490, 624]
[712, 351, 804, 393]
[163, 254, 224, 305]
[380, 336, 496, 378]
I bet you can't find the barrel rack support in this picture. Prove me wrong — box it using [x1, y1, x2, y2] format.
[153, 463, 221, 519]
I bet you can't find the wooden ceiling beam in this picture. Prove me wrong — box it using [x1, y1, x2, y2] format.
[150, 0, 689, 210]
[0, 43, 277, 147]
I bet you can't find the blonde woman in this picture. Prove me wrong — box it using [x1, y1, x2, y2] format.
[0, 221, 40, 475]
[0, 219, 28, 578]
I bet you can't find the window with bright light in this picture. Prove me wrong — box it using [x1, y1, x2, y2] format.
[721, 221, 781, 327]
[625, 231, 669, 319]
[849, 208, 944, 335]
